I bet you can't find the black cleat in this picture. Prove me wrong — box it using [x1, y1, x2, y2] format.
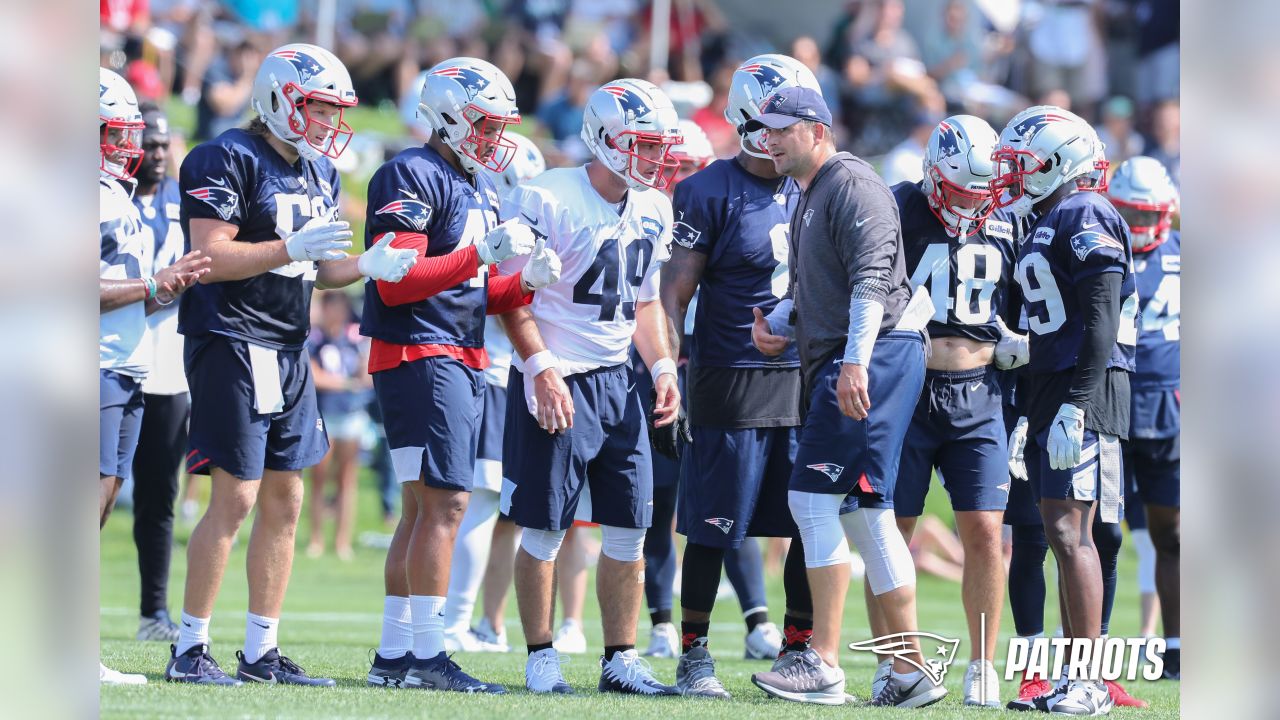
[367, 650, 415, 688]
[236, 648, 336, 687]
[405, 652, 507, 694]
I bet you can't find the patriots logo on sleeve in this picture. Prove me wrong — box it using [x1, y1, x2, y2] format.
[806, 462, 845, 482]
[672, 216, 701, 249]
[186, 185, 239, 221]
[375, 198, 433, 232]
[1070, 230, 1125, 261]
[271, 49, 325, 85]
[704, 517, 735, 534]
[738, 62, 788, 99]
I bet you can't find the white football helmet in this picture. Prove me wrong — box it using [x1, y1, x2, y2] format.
[483, 133, 546, 201]
[419, 57, 521, 175]
[581, 79, 683, 190]
[725, 54, 822, 159]
[1106, 155, 1179, 252]
[991, 106, 1109, 217]
[921, 114, 999, 239]
[100, 67, 144, 180]
[251, 43, 358, 162]
[670, 119, 714, 190]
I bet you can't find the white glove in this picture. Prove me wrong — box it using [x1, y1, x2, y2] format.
[1008, 416, 1029, 481]
[520, 238, 562, 290]
[285, 216, 353, 262]
[994, 316, 1030, 370]
[477, 219, 536, 265]
[1047, 403, 1086, 470]
[358, 232, 419, 282]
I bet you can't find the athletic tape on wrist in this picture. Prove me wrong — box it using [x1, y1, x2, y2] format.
[524, 350, 558, 378]
[649, 357, 677, 379]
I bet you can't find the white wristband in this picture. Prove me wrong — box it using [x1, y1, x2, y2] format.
[524, 350, 558, 378]
[649, 357, 677, 379]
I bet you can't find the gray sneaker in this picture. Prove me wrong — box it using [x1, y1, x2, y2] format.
[750, 647, 846, 706]
[676, 646, 731, 699]
[137, 611, 180, 642]
[870, 671, 948, 708]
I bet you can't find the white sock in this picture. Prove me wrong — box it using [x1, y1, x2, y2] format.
[176, 611, 210, 655]
[410, 595, 446, 661]
[379, 595, 413, 659]
[1165, 637, 1180, 650]
[445, 488, 499, 631]
[243, 612, 279, 664]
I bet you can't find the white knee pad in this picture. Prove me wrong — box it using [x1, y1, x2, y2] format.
[1131, 528, 1157, 594]
[841, 507, 915, 595]
[600, 525, 646, 562]
[520, 527, 567, 562]
[788, 491, 851, 568]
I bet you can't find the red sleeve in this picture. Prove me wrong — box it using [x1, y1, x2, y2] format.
[374, 232, 481, 307]
[485, 271, 533, 315]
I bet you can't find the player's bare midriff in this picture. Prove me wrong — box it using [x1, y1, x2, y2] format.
[927, 335, 994, 372]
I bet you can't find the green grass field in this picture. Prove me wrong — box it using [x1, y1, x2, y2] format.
[100, 472, 1179, 718]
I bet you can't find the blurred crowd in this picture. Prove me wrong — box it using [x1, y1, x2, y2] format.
[102, 0, 1178, 175]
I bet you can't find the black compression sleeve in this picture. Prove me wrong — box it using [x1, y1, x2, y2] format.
[1067, 271, 1122, 410]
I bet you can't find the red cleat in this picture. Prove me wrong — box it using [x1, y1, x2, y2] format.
[1006, 672, 1056, 711]
[1106, 679, 1149, 708]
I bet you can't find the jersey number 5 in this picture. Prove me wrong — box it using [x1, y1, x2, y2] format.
[573, 237, 655, 321]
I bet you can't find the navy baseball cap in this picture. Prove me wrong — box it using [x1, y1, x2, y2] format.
[742, 86, 832, 132]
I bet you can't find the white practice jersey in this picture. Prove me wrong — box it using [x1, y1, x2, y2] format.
[100, 176, 152, 377]
[498, 166, 673, 375]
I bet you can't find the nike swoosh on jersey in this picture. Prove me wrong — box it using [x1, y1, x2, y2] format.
[1082, 221, 1099, 229]
[856, 217, 872, 227]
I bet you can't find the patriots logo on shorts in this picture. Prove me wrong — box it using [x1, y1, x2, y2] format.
[187, 185, 239, 221]
[271, 49, 325, 85]
[1070, 230, 1124, 261]
[375, 198, 433, 232]
[704, 517, 735, 534]
[602, 85, 652, 124]
[738, 62, 789, 100]
[807, 462, 844, 482]
[432, 65, 491, 101]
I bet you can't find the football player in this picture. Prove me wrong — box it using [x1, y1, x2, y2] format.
[994, 106, 1135, 716]
[167, 44, 417, 686]
[878, 114, 1024, 707]
[746, 86, 938, 708]
[496, 78, 683, 696]
[442, 132, 547, 653]
[99, 67, 209, 686]
[360, 58, 559, 692]
[1106, 155, 1181, 680]
[658, 55, 822, 697]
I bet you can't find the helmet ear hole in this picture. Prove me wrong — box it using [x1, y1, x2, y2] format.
[441, 112, 458, 128]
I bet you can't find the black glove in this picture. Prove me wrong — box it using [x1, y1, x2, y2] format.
[648, 386, 691, 460]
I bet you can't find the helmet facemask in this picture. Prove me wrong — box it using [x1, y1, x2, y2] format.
[277, 83, 356, 161]
[926, 165, 995, 239]
[453, 104, 521, 173]
[608, 130, 682, 190]
[1114, 199, 1174, 252]
[990, 146, 1109, 211]
[100, 117, 145, 180]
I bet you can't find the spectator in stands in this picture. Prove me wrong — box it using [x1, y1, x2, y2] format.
[792, 35, 843, 129]
[193, 36, 260, 142]
[1096, 95, 1145, 168]
[1134, 0, 1179, 109]
[1146, 98, 1180, 186]
[538, 59, 596, 143]
[691, 59, 739, 158]
[879, 109, 938, 186]
[922, 0, 985, 108]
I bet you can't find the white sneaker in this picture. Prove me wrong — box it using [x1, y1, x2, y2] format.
[100, 663, 147, 685]
[443, 625, 509, 653]
[744, 621, 783, 660]
[871, 658, 892, 698]
[749, 647, 846, 705]
[525, 648, 574, 694]
[598, 649, 678, 695]
[1050, 679, 1114, 716]
[643, 621, 679, 658]
[472, 617, 509, 651]
[963, 658, 1001, 707]
[553, 619, 587, 654]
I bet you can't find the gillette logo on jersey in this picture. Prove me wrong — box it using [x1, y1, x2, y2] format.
[602, 85, 653, 124]
[431, 65, 491, 101]
[738, 63, 788, 98]
[375, 197, 433, 232]
[271, 49, 326, 85]
[186, 184, 239, 221]
[1006, 637, 1166, 682]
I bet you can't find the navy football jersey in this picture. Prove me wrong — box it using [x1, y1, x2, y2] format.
[672, 158, 799, 368]
[896, 181, 1019, 343]
[1132, 230, 1180, 390]
[178, 128, 342, 350]
[1014, 191, 1138, 375]
[358, 144, 500, 348]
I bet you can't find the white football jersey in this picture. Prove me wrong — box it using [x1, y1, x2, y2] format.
[100, 177, 153, 376]
[498, 166, 672, 375]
